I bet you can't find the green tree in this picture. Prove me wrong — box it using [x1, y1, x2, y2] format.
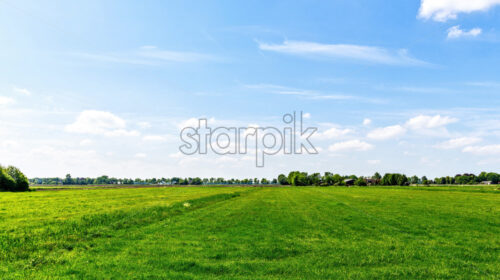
[323, 173, 334, 186]
[191, 177, 202, 185]
[486, 172, 499, 184]
[354, 177, 367, 186]
[278, 174, 289, 185]
[381, 173, 408, 186]
[332, 174, 343, 185]
[410, 175, 420, 185]
[0, 166, 17, 191]
[397, 174, 408, 186]
[6, 166, 30, 191]
[421, 176, 429, 185]
[63, 174, 73, 185]
[287, 171, 300, 186]
[308, 173, 321, 186]
[294, 173, 309, 186]
[288, 171, 308, 186]
[381, 174, 394, 185]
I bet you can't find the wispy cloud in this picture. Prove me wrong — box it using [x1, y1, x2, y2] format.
[418, 0, 500, 22]
[465, 81, 500, 88]
[73, 46, 217, 65]
[258, 40, 430, 66]
[365, 114, 458, 141]
[328, 140, 374, 152]
[142, 134, 175, 142]
[405, 115, 458, 130]
[380, 86, 457, 94]
[463, 144, 500, 155]
[314, 127, 354, 140]
[13, 87, 32, 96]
[245, 84, 385, 103]
[66, 110, 140, 137]
[367, 125, 407, 140]
[447, 25, 482, 39]
[245, 84, 317, 96]
[434, 137, 482, 149]
[134, 153, 147, 158]
[0, 96, 15, 106]
[137, 46, 216, 62]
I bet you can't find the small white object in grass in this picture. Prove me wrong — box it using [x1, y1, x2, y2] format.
[183, 202, 191, 208]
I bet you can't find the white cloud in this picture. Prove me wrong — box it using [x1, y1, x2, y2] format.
[66, 110, 139, 137]
[245, 84, 384, 104]
[74, 46, 216, 65]
[303, 112, 311, 119]
[367, 125, 407, 140]
[0, 96, 15, 105]
[418, 0, 500, 22]
[13, 87, 31, 96]
[1, 140, 18, 149]
[388, 86, 456, 94]
[405, 115, 458, 130]
[466, 81, 500, 87]
[363, 118, 372, 126]
[367, 159, 381, 165]
[134, 153, 147, 158]
[315, 127, 353, 140]
[258, 40, 429, 66]
[79, 139, 94, 146]
[178, 117, 215, 129]
[328, 140, 374, 152]
[241, 124, 260, 138]
[214, 156, 239, 164]
[447, 25, 482, 39]
[138, 46, 216, 63]
[463, 144, 500, 155]
[364, 115, 457, 141]
[30, 146, 98, 163]
[434, 137, 482, 149]
[138, 121, 152, 129]
[169, 152, 185, 159]
[142, 135, 174, 142]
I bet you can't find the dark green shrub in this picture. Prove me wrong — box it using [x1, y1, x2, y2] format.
[0, 167, 17, 191]
[355, 178, 367, 186]
[0, 165, 29, 192]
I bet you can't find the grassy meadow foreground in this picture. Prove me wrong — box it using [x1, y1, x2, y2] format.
[0, 186, 499, 279]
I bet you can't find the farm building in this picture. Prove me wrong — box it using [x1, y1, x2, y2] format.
[344, 179, 355, 186]
[365, 178, 378, 185]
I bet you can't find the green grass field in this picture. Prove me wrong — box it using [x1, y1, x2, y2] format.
[1, 186, 499, 279]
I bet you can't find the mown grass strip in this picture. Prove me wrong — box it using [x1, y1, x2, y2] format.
[0, 191, 247, 269]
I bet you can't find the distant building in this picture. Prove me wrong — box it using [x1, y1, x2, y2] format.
[366, 178, 378, 185]
[481, 181, 493, 185]
[344, 179, 355, 186]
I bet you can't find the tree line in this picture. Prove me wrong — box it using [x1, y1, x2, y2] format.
[30, 171, 499, 187]
[278, 171, 499, 186]
[30, 174, 278, 186]
[0, 165, 30, 192]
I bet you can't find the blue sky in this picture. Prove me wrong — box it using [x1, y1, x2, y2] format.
[1, 0, 499, 179]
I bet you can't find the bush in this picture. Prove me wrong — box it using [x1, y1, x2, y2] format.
[381, 173, 409, 186]
[0, 167, 17, 191]
[355, 178, 367, 186]
[0, 165, 29, 192]
[278, 174, 289, 185]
